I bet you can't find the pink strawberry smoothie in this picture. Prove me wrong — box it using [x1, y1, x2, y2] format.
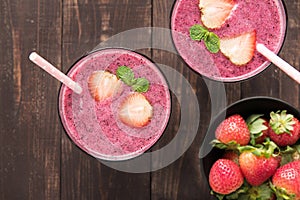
[58, 48, 171, 160]
[171, 0, 286, 81]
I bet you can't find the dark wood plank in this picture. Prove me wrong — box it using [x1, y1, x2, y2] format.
[0, 0, 61, 199]
[277, 0, 300, 106]
[61, 0, 152, 199]
[150, 0, 228, 199]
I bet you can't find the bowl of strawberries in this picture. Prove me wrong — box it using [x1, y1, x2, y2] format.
[201, 96, 300, 200]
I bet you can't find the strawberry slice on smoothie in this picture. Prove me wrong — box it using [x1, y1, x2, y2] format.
[118, 93, 153, 128]
[220, 30, 256, 65]
[88, 70, 123, 102]
[199, 0, 235, 29]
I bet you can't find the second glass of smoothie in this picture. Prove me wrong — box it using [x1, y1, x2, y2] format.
[171, 0, 287, 82]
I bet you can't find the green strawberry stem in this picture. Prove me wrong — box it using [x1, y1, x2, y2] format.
[246, 114, 268, 145]
[240, 182, 275, 200]
[210, 139, 240, 151]
[280, 144, 300, 165]
[238, 138, 279, 158]
[270, 110, 296, 135]
[211, 181, 275, 200]
[270, 182, 297, 200]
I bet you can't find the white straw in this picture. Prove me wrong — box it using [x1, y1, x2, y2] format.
[256, 43, 300, 84]
[29, 52, 83, 94]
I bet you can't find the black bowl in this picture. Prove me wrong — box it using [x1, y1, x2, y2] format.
[200, 96, 300, 198]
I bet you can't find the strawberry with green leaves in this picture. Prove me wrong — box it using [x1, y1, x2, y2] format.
[209, 159, 244, 195]
[269, 110, 300, 147]
[272, 160, 300, 200]
[239, 151, 280, 187]
[238, 140, 280, 186]
[215, 114, 250, 146]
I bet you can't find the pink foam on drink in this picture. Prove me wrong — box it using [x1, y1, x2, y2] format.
[59, 49, 171, 160]
[171, 0, 286, 81]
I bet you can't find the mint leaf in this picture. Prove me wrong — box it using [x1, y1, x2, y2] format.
[116, 66, 136, 86]
[189, 24, 208, 41]
[204, 32, 220, 53]
[132, 78, 149, 93]
[189, 24, 220, 53]
[116, 66, 150, 93]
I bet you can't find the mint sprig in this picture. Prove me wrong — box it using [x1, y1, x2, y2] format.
[189, 24, 220, 53]
[116, 65, 136, 86]
[116, 66, 150, 93]
[132, 78, 149, 93]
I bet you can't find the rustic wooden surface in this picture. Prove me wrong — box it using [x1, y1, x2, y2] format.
[0, 0, 299, 199]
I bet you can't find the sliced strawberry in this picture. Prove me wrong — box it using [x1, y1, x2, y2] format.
[220, 30, 256, 65]
[118, 93, 153, 128]
[88, 70, 123, 102]
[199, 0, 235, 29]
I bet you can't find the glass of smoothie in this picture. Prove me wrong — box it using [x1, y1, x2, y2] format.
[171, 0, 287, 82]
[58, 48, 171, 161]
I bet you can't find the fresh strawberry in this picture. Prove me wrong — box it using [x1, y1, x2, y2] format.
[269, 110, 300, 147]
[209, 159, 244, 195]
[199, 0, 235, 29]
[246, 114, 269, 145]
[272, 160, 300, 200]
[223, 151, 239, 164]
[239, 151, 280, 186]
[88, 70, 123, 102]
[118, 93, 153, 128]
[215, 114, 250, 146]
[220, 30, 256, 65]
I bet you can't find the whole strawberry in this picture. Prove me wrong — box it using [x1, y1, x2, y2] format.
[269, 110, 300, 147]
[239, 151, 280, 186]
[272, 160, 300, 200]
[215, 114, 250, 146]
[209, 159, 244, 195]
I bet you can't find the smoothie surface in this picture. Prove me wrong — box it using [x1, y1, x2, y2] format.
[59, 49, 171, 160]
[171, 0, 286, 81]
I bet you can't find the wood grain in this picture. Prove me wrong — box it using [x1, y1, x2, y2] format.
[0, 0, 299, 199]
[151, 0, 213, 199]
[0, 0, 61, 199]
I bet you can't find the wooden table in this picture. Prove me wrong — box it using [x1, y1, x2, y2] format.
[0, 0, 299, 199]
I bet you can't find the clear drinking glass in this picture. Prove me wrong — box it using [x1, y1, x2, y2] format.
[58, 48, 171, 161]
